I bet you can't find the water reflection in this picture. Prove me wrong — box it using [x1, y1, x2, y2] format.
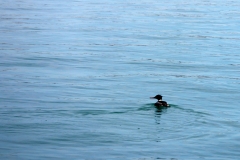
[155, 106, 166, 114]
[139, 104, 169, 124]
[139, 103, 169, 115]
[155, 106, 168, 125]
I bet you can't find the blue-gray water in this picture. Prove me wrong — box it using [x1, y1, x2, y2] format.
[1, 0, 240, 159]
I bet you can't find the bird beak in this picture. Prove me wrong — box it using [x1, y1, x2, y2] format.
[150, 97, 155, 99]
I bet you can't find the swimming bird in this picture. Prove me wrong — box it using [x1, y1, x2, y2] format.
[150, 95, 169, 107]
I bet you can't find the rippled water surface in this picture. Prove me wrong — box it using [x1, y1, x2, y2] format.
[1, 0, 240, 159]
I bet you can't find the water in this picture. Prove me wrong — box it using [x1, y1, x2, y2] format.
[1, 0, 240, 159]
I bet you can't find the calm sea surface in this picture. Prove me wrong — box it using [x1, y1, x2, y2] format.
[1, 0, 240, 159]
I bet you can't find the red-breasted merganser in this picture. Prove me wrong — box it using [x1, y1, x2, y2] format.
[150, 95, 169, 107]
